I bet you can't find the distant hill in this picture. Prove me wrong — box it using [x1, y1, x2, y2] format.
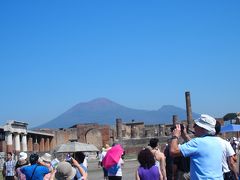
[36, 98, 200, 128]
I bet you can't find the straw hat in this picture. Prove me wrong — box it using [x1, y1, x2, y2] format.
[40, 153, 52, 163]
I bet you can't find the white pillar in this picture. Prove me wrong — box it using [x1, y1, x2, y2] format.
[6, 132, 13, 145]
[22, 134, 27, 152]
[14, 133, 20, 152]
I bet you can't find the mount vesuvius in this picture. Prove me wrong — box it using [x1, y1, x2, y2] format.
[36, 98, 200, 129]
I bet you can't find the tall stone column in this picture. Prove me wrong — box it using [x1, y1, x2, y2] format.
[14, 133, 21, 153]
[27, 137, 33, 152]
[116, 118, 122, 141]
[40, 137, 45, 152]
[45, 138, 50, 152]
[21, 134, 27, 152]
[6, 132, 13, 153]
[172, 115, 178, 126]
[160, 125, 166, 136]
[131, 125, 137, 138]
[185, 91, 193, 130]
[33, 137, 39, 152]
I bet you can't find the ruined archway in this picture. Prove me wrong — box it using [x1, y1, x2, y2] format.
[85, 129, 102, 148]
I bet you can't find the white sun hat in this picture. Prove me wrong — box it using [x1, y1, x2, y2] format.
[194, 114, 216, 134]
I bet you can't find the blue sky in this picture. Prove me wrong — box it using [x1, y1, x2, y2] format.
[0, 0, 240, 126]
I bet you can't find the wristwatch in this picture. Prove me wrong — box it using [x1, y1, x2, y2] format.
[171, 136, 179, 140]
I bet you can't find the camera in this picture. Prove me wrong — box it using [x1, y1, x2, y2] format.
[65, 154, 73, 164]
[170, 124, 184, 132]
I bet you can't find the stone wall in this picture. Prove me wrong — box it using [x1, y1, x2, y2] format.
[118, 136, 169, 154]
[47, 124, 111, 151]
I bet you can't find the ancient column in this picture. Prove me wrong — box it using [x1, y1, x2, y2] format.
[172, 115, 178, 126]
[33, 137, 39, 152]
[185, 91, 193, 130]
[40, 137, 45, 152]
[45, 138, 50, 152]
[21, 134, 27, 152]
[27, 137, 33, 152]
[116, 118, 122, 141]
[131, 125, 137, 138]
[14, 133, 20, 153]
[6, 132, 13, 153]
[160, 125, 166, 136]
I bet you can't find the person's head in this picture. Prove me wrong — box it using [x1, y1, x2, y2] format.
[19, 152, 27, 163]
[137, 148, 156, 169]
[105, 144, 111, 151]
[55, 161, 76, 180]
[7, 152, 12, 160]
[74, 152, 85, 164]
[193, 114, 216, 137]
[149, 138, 159, 149]
[215, 121, 221, 135]
[40, 153, 52, 164]
[29, 153, 39, 165]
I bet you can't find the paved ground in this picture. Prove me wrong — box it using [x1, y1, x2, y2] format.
[88, 159, 138, 180]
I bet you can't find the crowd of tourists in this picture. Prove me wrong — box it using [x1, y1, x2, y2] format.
[2, 151, 87, 180]
[97, 114, 239, 180]
[2, 114, 240, 180]
[134, 114, 239, 180]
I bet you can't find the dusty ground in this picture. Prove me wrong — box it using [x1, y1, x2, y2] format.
[88, 159, 138, 180]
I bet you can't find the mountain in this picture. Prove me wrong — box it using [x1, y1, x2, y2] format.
[36, 98, 200, 128]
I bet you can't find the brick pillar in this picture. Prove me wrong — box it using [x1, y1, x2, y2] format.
[49, 137, 54, 151]
[185, 91, 194, 131]
[45, 138, 50, 152]
[40, 137, 45, 152]
[116, 118, 122, 141]
[6, 132, 13, 153]
[27, 137, 33, 152]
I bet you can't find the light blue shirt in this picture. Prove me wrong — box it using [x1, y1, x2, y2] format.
[180, 136, 223, 180]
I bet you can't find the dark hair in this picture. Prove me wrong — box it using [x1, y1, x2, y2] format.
[29, 153, 39, 165]
[149, 138, 159, 148]
[137, 148, 156, 169]
[7, 152, 12, 156]
[75, 152, 85, 164]
[215, 121, 221, 135]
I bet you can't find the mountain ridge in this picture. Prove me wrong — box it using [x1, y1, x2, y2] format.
[36, 98, 200, 129]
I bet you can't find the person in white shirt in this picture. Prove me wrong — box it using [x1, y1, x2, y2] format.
[215, 121, 238, 180]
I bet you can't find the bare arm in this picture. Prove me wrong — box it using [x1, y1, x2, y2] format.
[135, 169, 140, 180]
[49, 169, 56, 180]
[181, 125, 191, 142]
[228, 155, 238, 180]
[72, 158, 87, 180]
[159, 164, 163, 180]
[158, 152, 167, 180]
[170, 125, 183, 157]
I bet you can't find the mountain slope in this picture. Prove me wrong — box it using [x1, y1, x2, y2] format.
[37, 98, 200, 128]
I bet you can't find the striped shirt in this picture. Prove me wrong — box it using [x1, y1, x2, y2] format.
[4, 160, 16, 176]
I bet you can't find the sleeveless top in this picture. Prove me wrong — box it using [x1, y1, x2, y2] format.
[138, 165, 160, 180]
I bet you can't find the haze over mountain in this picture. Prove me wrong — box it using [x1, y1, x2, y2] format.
[37, 98, 200, 129]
